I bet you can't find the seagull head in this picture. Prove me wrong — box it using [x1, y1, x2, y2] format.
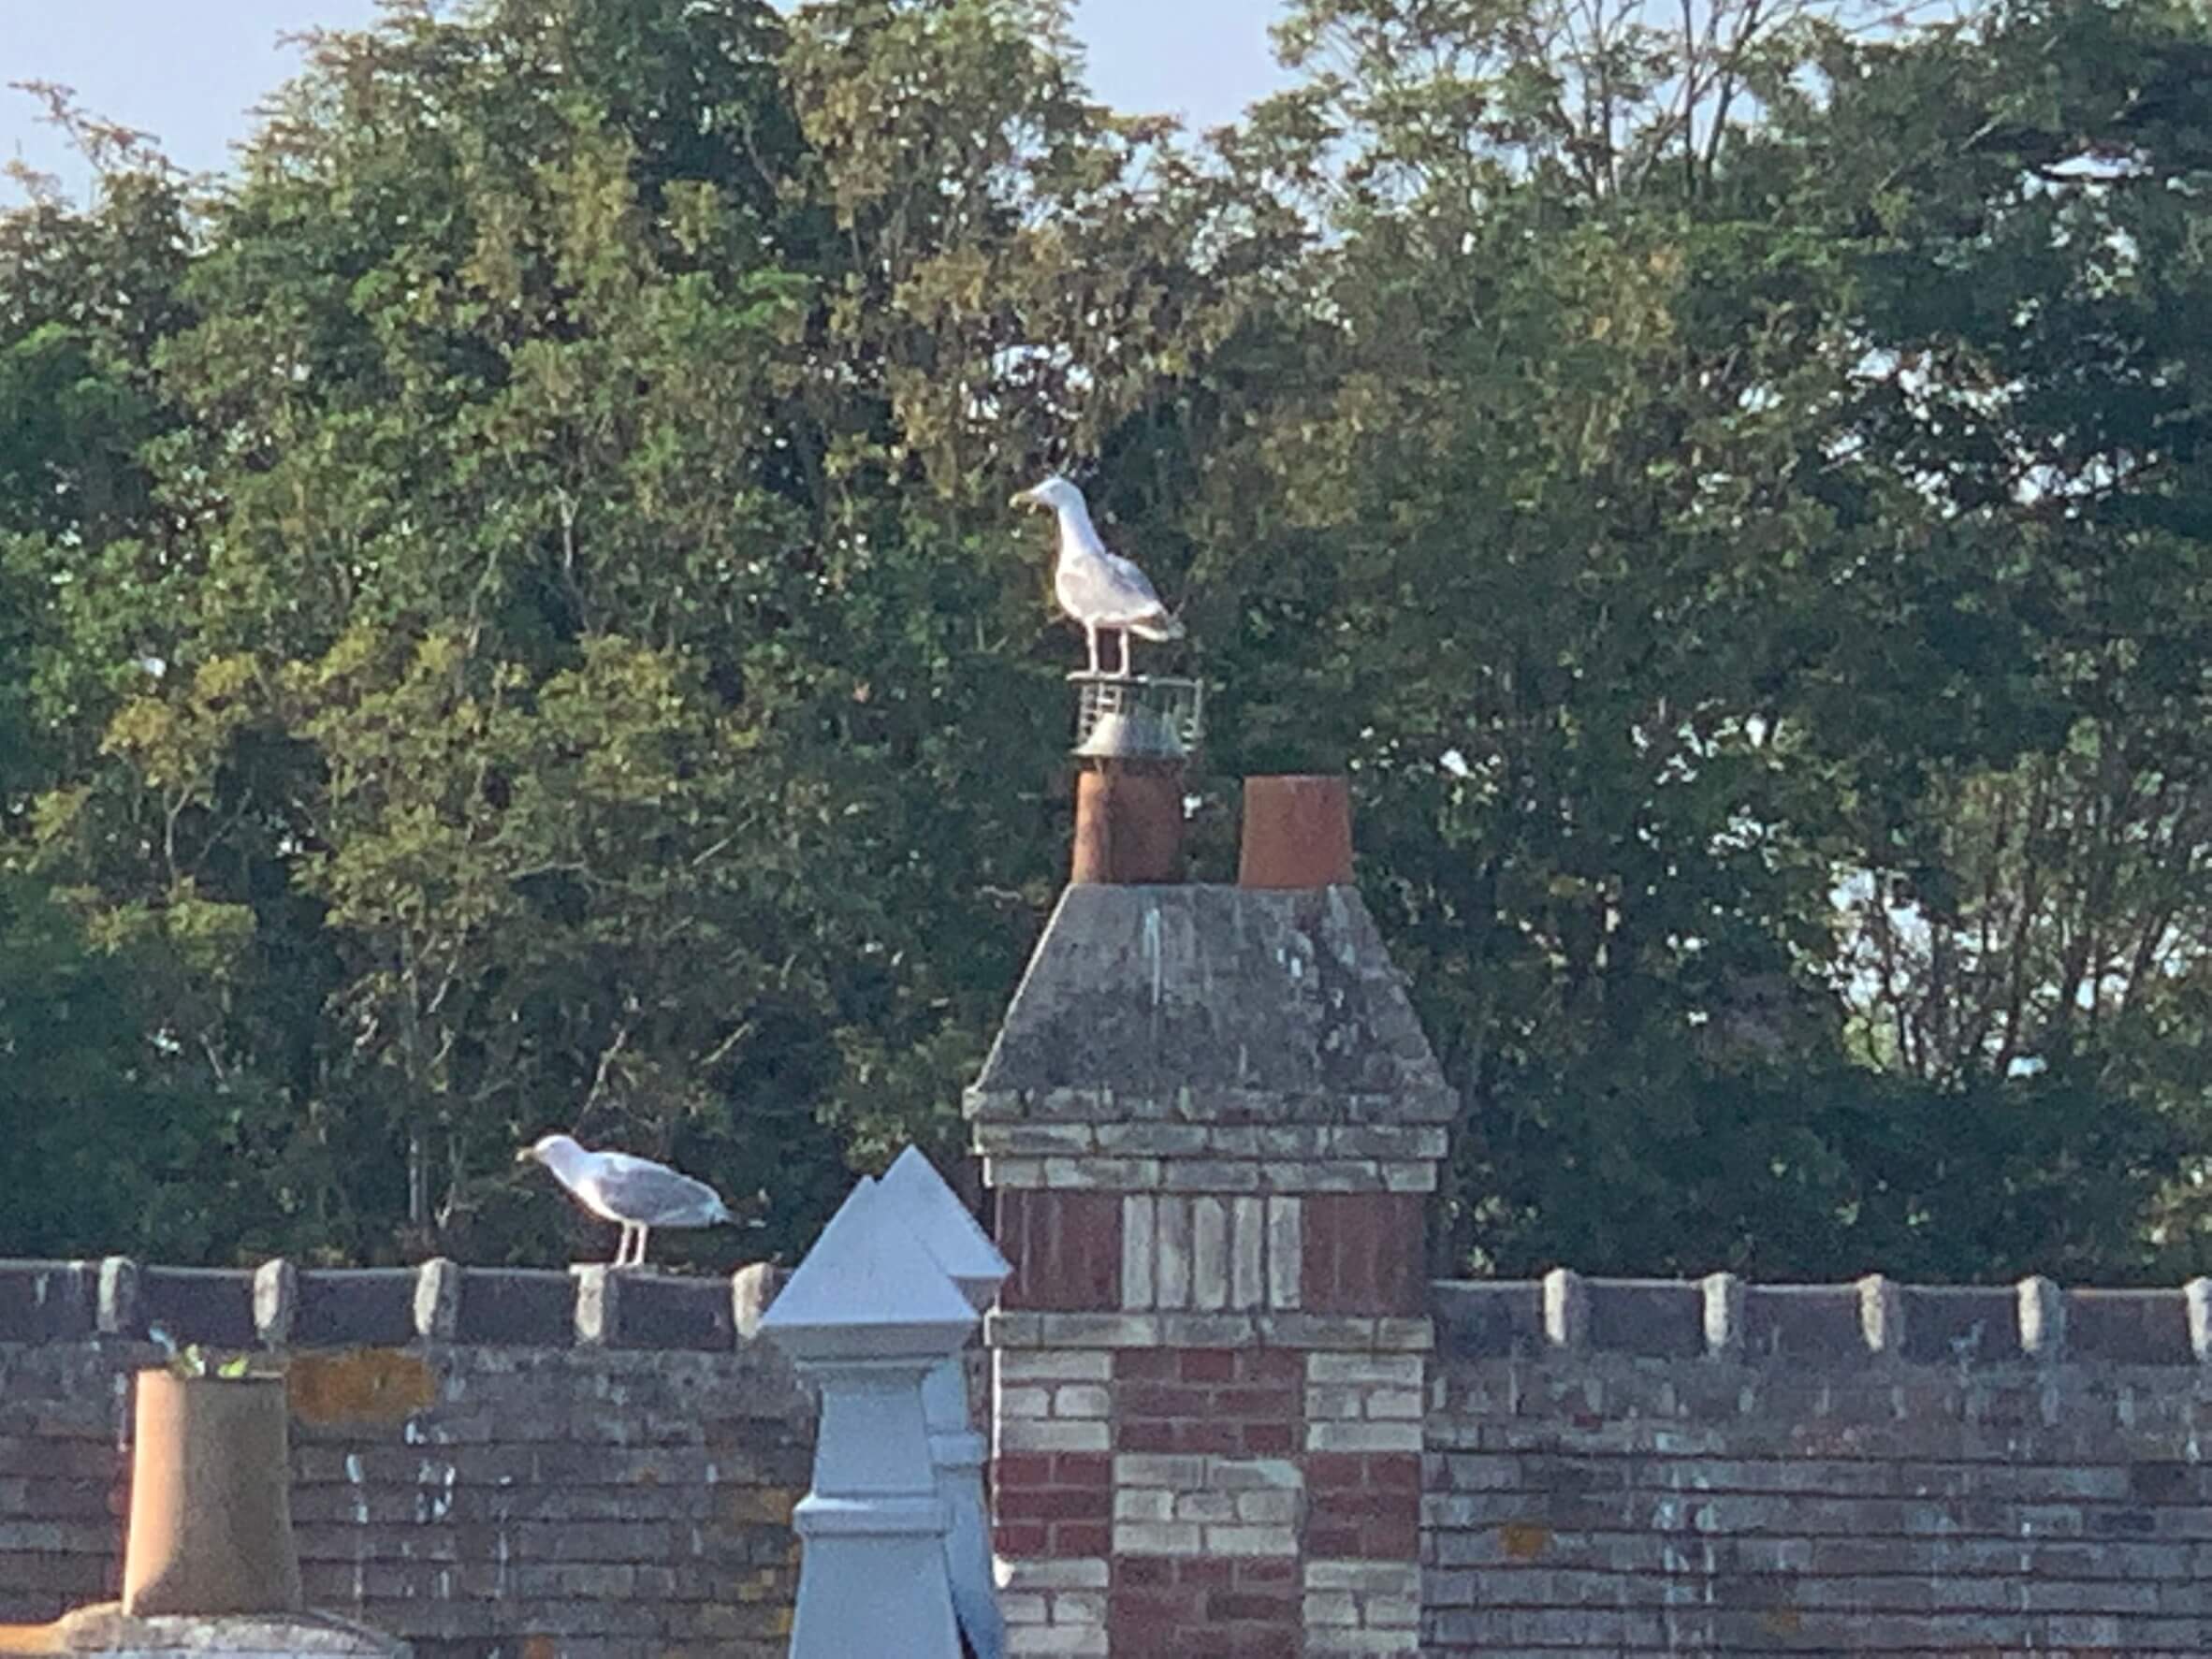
[517, 1132, 581, 1166]
[1011, 475, 1084, 515]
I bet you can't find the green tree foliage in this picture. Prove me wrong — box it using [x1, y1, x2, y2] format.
[1161, 0, 2212, 1277]
[4, 0, 1276, 1264]
[4, 0, 2211, 1281]
[0, 872, 247, 1259]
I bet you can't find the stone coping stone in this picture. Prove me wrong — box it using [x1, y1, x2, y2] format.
[1740, 1284, 1870, 1364]
[1584, 1277, 1705, 1359]
[0, 1261, 795, 1350]
[450, 1269, 575, 1346]
[138, 1270, 256, 1349]
[607, 1272, 736, 1351]
[7, 1262, 2211, 1363]
[2064, 1288, 2195, 1365]
[1897, 1284, 2024, 1364]
[1430, 1280, 1545, 1357]
[0, 1260, 96, 1342]
[1431, 1277, 2212, 1366]
[290, 1273, 416, 1349]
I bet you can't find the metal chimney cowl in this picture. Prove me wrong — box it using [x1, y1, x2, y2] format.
[1066, 671, 1203, 888]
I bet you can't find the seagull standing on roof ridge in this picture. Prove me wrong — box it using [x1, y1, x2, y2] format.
[1012, 475, 1186, 677]
[517, 1133, 741, 1267]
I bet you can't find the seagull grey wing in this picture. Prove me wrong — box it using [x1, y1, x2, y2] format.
[1098, 548, 1170, 613]
[1059, 551, 1170, 626]
[589, 1156, 730, 1227]
[1056, 555, 1131, 623]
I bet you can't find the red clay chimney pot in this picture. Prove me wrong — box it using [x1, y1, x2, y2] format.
[1238, 775, 1353, 888]
[1071, 761, 1185, 885]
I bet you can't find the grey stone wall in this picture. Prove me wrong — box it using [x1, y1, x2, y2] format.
[0, 1260, 809, 1659]
[1427, 1273, 2212, 1656]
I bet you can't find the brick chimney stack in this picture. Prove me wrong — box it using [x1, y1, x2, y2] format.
[968, 774, 1448, 1657]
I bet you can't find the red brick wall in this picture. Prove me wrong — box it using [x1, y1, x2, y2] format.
[1112, 1348, 1301, 1458]
[996, 1190, 1123, 1311]
[986, 1179, 1433, 1655]
[1305, 1452, 1421, 1559]
[994, 1450, 1112, 1560]
[1111, 1559, 1300, 1659]
[1301, 1194, 1426, 1315]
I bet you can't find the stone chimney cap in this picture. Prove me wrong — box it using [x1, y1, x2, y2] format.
[969, 884, 1451, 1114]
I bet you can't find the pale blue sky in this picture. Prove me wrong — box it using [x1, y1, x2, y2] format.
[1, 0, 1293, 202]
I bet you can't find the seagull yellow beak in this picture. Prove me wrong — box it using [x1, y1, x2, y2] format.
[514, 1146, 535, 1164]
[1011, 488, 1038, 510]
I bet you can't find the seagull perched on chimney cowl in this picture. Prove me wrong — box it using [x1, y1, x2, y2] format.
[1011, 475, 1186, 677]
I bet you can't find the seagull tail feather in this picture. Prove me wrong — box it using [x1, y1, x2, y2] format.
[1128, 610, 1186, 643]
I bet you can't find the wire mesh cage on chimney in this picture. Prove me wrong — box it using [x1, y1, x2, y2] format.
[1070, 672, 1204, 762]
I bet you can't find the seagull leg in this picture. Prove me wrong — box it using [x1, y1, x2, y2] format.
[635, 1227, 651, 1269]
[1085, 623, 1100, 676]
[1118, 631, 1134, 677]
[614, 1225, 633, 1268]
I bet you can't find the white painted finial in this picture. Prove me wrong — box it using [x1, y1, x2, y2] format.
[762, 1179, 975, 1659]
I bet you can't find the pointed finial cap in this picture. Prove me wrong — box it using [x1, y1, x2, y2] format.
[877, 1147, 1010, 1310]
[759, 1178, 979, 1362]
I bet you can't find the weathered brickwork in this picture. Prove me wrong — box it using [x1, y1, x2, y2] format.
[17, 1261, 2212, 1656]
[1112, 1557, 1302, 1658]
[1303, 1560, 1421, 1656]
[1119, 1194, 1288, 1313]
[971, 883, 1450, 1657]
[998, 1556, 1112, 1656]
[1427, 1272, 2212, 1655]
[987, 1308, 1431, 1659]
[1115, 1347, 1303, 1460]
[1301, 1197, 1427, 1317]
[997, 1191, 1123, 1312]
[0, 1260, 810, 1659]
[1306, 1451, 1421, 1562]
[1305, 1353, 1424, 1456]
[1110, 1448, 1302, 1558]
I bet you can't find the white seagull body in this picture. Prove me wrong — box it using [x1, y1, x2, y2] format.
[1013, 475, 1185, 676]
[518, 1133, 736, 1266]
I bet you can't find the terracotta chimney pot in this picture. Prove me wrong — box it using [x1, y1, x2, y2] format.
[1070, 761, 1184, 885]
[1238, 775, 1353, 888]
[122, 1371, 303, 1618]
